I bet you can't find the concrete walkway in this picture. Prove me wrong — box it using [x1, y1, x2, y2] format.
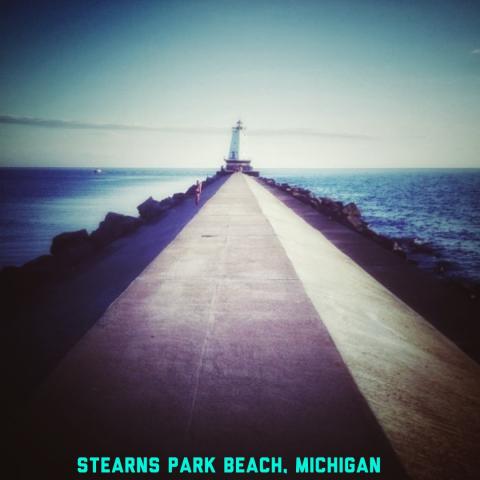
[247, 176, 480, 480]
[20, 173, 405, 478]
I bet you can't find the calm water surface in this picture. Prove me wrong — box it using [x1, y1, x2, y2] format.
[1, 167, 479, 284]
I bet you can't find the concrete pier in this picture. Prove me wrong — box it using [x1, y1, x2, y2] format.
[18, 173, 480, 479]
[247, 176, 480, 480]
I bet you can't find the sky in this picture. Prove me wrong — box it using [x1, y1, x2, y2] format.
[0, 0, 479, 168]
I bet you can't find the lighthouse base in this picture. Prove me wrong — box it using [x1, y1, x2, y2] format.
[218, 157, 259, 177]
[216, 169, 260, 177]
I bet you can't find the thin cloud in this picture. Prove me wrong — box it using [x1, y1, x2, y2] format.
[472, 49, 480, 54]
[0, 114, 227, 134]
[0, 114, 373, 140]
[249, 128, 374, 140]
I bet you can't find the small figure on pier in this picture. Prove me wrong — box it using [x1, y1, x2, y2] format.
[194, 179, 202, 206]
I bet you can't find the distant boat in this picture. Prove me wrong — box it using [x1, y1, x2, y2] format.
[93, 169, 103, 174]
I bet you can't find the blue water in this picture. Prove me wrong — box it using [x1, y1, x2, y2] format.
[0, 168, 479, 285]
[263, 168, 480, 284]
[0, 168, 214, 267]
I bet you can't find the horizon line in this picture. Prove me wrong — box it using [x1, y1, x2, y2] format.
[1, 165, 479, 170]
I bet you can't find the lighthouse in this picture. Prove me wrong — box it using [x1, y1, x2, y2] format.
[219, 120, 259, 176]
[228, 119, 243, 160]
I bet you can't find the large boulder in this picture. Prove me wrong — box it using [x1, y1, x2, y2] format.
[342, 202, 361, 218]
[345, 215, 368, 232]
[137, 196, 173, 220]
[341, 202, 368, 232]
[50, 229, 93, 263]
[315, 197, 343, 217]
[51, 229, 89, 255]
[291, 190, 312, 205]
[279, 183, 292, 192]
[261, 178, 276, 187]
[331, 201, 344, 215]
[172, 192, 186, 204]
[90, 212, 142, 247]
[185, 184, 197, 196]
[309, 197, 322, 209]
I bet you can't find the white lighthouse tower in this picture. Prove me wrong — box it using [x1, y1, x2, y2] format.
[228, 119, 243, 160]
[220, 120, 259, 176]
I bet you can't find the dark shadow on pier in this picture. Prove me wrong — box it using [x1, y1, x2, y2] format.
[6, 175, 229, 407]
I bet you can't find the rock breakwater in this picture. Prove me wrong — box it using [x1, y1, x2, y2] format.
[1, 173, 223, 295]
[260, 176, 400, 249]
[258, 176, 478, 298]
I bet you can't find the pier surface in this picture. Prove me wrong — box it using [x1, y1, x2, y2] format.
[19, 173, 480, 479]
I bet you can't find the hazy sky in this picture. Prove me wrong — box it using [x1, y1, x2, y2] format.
[1, 0, 479, 168]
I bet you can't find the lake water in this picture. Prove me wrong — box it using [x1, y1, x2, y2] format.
[262, 168, 480, 284]
[0, 168, 214, 268]
[1, 167, 479, 285]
